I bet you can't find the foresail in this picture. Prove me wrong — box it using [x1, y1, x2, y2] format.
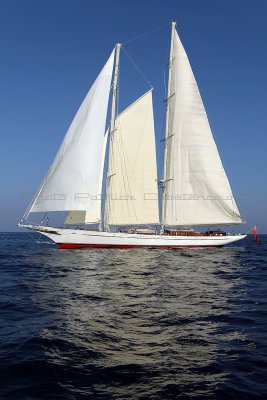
[106, 90, 159, 225]
[162, 30, 243, 226]
[64, 128, 109, 225]
[64, 211, 92, 225]
[28, 50, 115, 220]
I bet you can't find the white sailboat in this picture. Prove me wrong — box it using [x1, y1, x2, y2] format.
[19, 23, 246, 248]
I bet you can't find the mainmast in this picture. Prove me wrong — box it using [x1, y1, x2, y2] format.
[110, 43, 121, 136]
[103, 43, 121, 231]
[161, 22, 176, 231]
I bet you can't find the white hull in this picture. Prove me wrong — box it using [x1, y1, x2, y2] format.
[22, 225, 246, 249]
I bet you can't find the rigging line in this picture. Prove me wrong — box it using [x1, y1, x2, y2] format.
[121, 22, 170, 45]
[123, 45, 166, 66]
[121, 47, 153, 89]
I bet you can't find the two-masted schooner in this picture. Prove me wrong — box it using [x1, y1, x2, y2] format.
[19, 23, 246, 248]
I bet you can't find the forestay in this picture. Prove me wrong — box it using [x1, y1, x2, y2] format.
[28, 50, 115, 223]
[162, 30, 243, 226]
[106, 90, 159, 225]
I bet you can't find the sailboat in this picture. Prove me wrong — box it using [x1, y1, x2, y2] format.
[19, 23, 246, 248]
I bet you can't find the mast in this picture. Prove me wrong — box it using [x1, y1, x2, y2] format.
[103, 43, 121, 231]
[161, 21, 176, 231]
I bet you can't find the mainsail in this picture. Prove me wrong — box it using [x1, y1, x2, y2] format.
[105, 90, 159, 225]
[28, 50, 115, 223]
[162, 26, 243, 226]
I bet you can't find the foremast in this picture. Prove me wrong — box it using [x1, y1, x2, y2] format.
[161, 21, 176, 231]
[104, 43, 121, 231]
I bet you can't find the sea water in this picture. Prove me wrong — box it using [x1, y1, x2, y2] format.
[0, 233, 266, 399]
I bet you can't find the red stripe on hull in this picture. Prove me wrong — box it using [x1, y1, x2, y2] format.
[58, 243, 223, 249]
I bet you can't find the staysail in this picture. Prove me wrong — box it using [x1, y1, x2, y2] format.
[27, 49, 115, 223]
[162, 27, 243, 226]
[64, 128, 109, 225]
[105, 90, 159, 225]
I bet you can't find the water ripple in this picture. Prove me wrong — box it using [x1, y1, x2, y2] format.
[0, 233, 267, 399]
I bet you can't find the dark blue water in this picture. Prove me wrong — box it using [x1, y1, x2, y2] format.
[0, 233, 266, 399]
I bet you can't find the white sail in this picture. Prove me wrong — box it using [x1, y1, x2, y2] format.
[106, 90, 159, 226]
[162, 30, 243, 226]
[28, 49, 115, 219]
[64, 128, 109, 225]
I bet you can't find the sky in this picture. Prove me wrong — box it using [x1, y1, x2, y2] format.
[0, 0, 266, 232]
